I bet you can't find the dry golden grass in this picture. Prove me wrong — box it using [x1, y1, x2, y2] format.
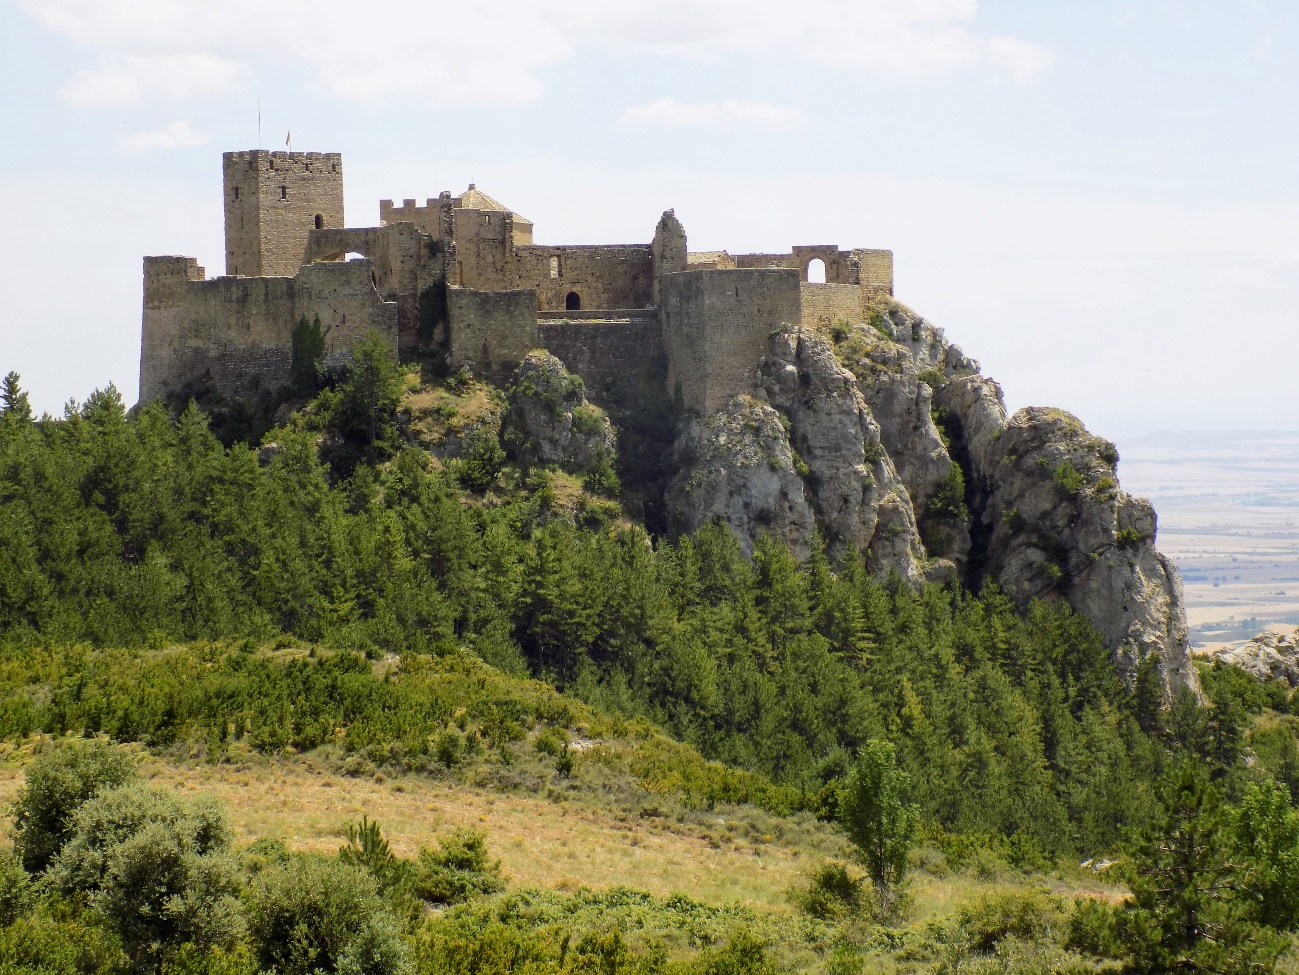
[0, 739, 1127, 925]
[0, 742, 811, 913]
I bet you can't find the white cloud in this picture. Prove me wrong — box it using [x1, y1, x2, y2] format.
[61, 54, 249, 108]
[18, 0, 1050, 108]
[620, 98, 805, 129]
[116, 120, 208, 153]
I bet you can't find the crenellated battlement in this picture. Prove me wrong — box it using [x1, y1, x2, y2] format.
[223, 150, 342, 172]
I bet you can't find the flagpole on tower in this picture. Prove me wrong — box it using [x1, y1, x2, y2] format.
[257, 98, 262, 150]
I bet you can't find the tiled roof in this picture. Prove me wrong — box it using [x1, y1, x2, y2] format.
[455, 185, 533, 226]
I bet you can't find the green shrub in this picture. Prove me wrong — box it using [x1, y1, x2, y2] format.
[412, 829, 504, 906]
[0, 908, 128, 975]
[791, 861, 865, 920]
[1114, 526, 1142, 548]
[453, 427, 506, 492]
[12, 740, 136, 874]
[0, 853, 29, 926]
[830, 322, 850, 343]
[581, 455, 621, 497]
[927, 464, 968, 520]
[954, 890, 1066, 952]
[533, 726, 569, 759]
[1066, 898, 1121, 958]
[48, 783, 242, 969]
[247, 856, 409, 975]
[1053, 462, 1085, 495]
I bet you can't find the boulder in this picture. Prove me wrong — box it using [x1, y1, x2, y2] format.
[502, 351, 615, 472]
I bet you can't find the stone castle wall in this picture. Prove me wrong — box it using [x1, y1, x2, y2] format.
[661, 268, 802, 413]
[801, 282, 864, 326]
[223, 151, 344, 278]
[515, 246, 653, 312]
[305, 223, 441, 353]
[446, 288, 538, 377]
[139, 256, 396, 403]
[538, 315, 667, 411]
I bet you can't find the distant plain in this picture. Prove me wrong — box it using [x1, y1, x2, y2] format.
[1118, 431, 1299, 648]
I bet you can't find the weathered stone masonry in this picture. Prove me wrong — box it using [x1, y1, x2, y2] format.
[139, 149, 894, 414]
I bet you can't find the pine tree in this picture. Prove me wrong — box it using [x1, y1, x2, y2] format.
[1123, 760, 1286, 975]
[1, 371, 32, 423]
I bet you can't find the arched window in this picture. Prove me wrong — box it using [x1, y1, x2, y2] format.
[565, 291, 581, 311]
[550, 256, 560, 278]
[314, 214, 324, 230]
[806, 258, 826, 283]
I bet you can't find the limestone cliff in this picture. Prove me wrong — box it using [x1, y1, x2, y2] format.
[502, 351, 616, 473]
[655, 302, 1199, 699]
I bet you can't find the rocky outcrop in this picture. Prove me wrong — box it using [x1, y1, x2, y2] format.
[936, 390, 1198, 699]
[1203, 630, 1299, 687]
[659, 298, 1197, 699]
[665, 396, 815, 558]
[502, 351, 615, 472]
[757, 331, 925, 583]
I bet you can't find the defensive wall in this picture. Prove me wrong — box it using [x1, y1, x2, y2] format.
[140, 149, 896, 416]
[537, 312, 667, 411]
[446, 289, 538, 377]
[661, 268, 802, 414]
[140, 255, 396, 404]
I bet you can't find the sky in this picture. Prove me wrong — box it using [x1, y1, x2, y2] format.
[1, 0, 1298, 440]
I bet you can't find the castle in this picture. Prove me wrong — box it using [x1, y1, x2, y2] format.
[140, 150, 894, 413]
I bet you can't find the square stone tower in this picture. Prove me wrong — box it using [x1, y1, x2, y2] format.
[223, 150, 343, 278]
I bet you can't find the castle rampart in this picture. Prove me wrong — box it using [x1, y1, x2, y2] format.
[661, 268, 802, 413]
[141, 150, 895, 416]
[140, 255, 395, 403]
[446, 288, 538, 376]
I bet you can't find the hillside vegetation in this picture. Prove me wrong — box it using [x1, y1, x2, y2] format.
[1, 355, 1299, 973]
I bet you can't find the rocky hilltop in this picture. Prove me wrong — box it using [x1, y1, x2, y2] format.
[499, 301, 1198, 699]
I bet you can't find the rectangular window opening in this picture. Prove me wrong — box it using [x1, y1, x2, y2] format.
[280, 186, 287, 200]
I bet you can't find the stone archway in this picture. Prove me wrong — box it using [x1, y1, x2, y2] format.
[565, 291, 581, 311]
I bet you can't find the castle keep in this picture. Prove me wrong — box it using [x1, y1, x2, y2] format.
[140, 150, 893, 411]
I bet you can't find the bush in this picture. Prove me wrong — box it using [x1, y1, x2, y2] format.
[0, 853, 29, 926]
[412, 829, 504, 906]
[0, 909, 128, 975]
[454, 427, 506, 493]
[246, 856, 409, 975]
[954, 891, 1066, 953]
[533, 726, 569, 759]
[12, 740, 136, 874]
[48, 783, 242, 969]
[1053, 462, 1085, 495]
[791, 861, 866, 921]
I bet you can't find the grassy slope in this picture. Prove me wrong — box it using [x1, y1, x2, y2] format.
[0, 638, 1142, 971]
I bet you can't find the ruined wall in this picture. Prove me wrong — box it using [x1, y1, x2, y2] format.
[223, 151, 343, 278]
[515, 246, 653, 311]
[651, 211, 688, 304]
[447, 288, 538, 377]
[734, 246, 894, 294]
[661, 268, 802, 413]
[854, 249, 894, 296]
[305, 223, 443, 352]
[538, 315, 666, 411]
[801, 283, 864, 326]
[139, 256, 396, 404]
